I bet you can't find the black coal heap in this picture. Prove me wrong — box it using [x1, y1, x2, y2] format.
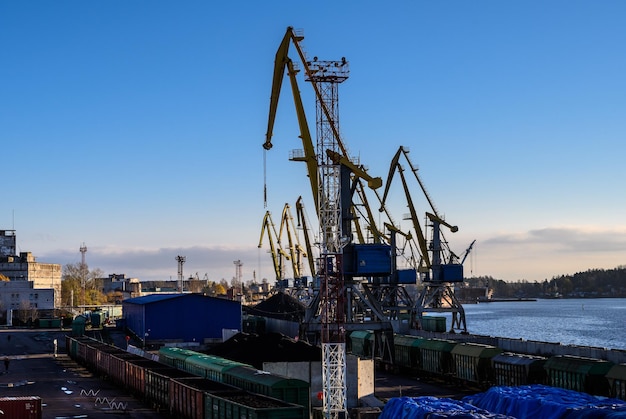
[245, 292, 305, 322]
[207, 332, 321, 370]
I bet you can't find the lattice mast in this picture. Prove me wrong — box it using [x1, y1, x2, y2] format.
[176, 255, 186, 293]
[234, 259, 243, 294]
[304, 53, 350, 418]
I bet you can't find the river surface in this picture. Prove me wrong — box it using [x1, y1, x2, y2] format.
[455, 298, 626, 351]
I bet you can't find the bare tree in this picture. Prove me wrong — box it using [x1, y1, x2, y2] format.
[17, 300, 38, 325]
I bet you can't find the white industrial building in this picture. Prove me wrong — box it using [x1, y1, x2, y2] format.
[0, 230, 61, 321]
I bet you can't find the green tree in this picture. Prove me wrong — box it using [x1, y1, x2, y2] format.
[203, 281, 227, 297]
[61, 262, 107, 307]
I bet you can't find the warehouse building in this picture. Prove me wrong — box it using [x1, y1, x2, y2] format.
[122, 293, 241, 347]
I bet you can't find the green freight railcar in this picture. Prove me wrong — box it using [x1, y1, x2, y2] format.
[414, 338, 458, 376]
[158, 346, 200, 369]
[204, 390, 306, 419]
[606, 363, 626, 401]
[421, 315, 447, 332]
[349, 330, 374, 358]
[393, 334, 424, 371]
[66, 335, 78, 358]
[492, 352, 548, 386]
[184, 353, 249, 382]
[451, 343, 503, 387]
[545, 355, 614, 397]
[223, 365, 310, 412]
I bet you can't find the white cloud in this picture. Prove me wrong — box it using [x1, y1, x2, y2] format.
[34, 226, 626, 285]
[474, 226, 626, 281]
[41, 244, 278, 283]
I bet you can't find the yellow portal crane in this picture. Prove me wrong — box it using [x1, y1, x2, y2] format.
[380, 152, 431, 273]
[279, 203, 307, 280]
[380, 146, 460, 273]
[258, 211, 291, 282]
[379, 146, 467, 332]
[264, 28, 321, 212]
[295, 196, 317, 278]
[264, 26, 385, 241]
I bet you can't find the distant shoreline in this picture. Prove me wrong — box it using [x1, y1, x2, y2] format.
[478, 298, 537, 303]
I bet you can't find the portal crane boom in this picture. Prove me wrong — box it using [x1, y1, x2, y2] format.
[265, 32, 320, 211]
[265, 28, 354, 216]
[258, 211, 290, 281]
[426, 212, 458, 233]
[296, 196, 317, 278]
[460, 239, 476, 265]
[380, 158, 431, 272]
[325, 150, 382, 190]
[279, 203, 307, 279]
[352, 182, 386, 244]
[381, 146, 439, 217]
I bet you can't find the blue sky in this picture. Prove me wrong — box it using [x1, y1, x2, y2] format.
[2, 1, 625, 284]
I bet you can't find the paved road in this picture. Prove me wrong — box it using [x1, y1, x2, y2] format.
[0, 328, 167, 419]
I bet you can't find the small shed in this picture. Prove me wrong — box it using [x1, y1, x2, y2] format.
[122, 293, 241, 345]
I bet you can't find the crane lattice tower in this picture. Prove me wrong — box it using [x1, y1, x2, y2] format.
[304, 53, 350, 418]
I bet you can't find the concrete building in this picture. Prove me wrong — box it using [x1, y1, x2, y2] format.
[0, 279, 55, 310]
[0, 230, 62, 311]
[96, 273, 141, 301]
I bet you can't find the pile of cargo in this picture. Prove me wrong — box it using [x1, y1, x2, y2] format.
[379, 396, 513, 418]
[380, 385, 626, 419]
[208, 331, 321, 368]
[463, 385, 626, 418]
[245, 292, 305, 322]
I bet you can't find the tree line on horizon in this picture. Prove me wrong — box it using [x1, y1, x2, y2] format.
[465, 266, 626, 298]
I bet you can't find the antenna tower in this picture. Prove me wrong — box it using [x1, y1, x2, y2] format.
[233, 260, 243, 292]
[176, 255, 186, 293]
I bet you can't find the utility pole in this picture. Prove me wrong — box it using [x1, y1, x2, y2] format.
[80, 243, 87, 312]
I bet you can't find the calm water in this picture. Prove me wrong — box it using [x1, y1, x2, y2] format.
[454, 298, 626, 351]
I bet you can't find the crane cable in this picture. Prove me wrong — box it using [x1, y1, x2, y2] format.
[263, 150, 267, 208]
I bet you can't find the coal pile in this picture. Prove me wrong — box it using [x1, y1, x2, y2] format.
[207, 332, 321, 369]
[244, 292, 305, 322]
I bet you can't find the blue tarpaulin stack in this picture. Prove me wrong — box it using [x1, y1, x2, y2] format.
[379, 396, 515, 418]
[380, 386, 626, 418]
[463, 385, 626, 418]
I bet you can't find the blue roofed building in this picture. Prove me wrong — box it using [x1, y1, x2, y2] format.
[122, 293, 241, 346]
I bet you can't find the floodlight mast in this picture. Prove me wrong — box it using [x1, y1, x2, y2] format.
[264, 26, 349, 418]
